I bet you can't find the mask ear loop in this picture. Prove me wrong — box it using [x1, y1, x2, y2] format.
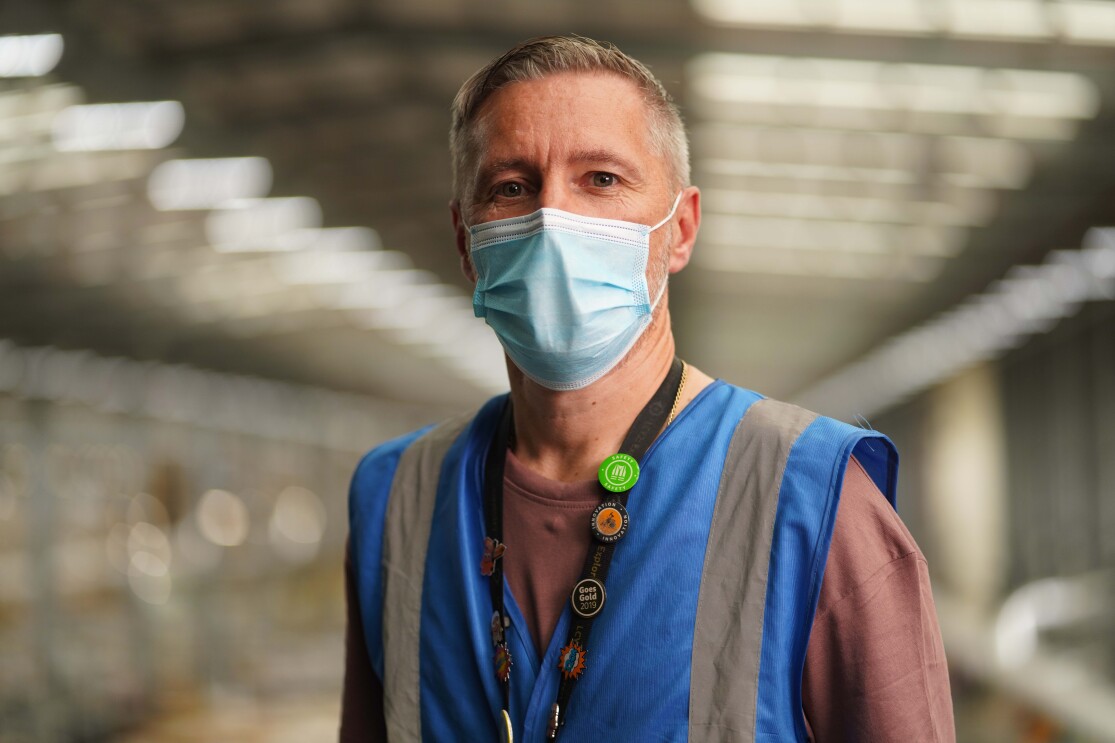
[648, 191, 684, 234]
[646, 191, 684, 311]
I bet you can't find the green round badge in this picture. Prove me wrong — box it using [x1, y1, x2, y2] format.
[598, 453, 640, 493]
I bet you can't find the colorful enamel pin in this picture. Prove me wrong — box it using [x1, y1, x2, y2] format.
[495, 643, 513, 682]
[481, 536, 506, 576]
[558, 641, 586, 680]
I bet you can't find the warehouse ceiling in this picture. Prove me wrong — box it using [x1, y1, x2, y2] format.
[2, 0, 1115, 410]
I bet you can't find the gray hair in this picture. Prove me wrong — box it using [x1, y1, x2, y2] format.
[449, 35, 690, 204]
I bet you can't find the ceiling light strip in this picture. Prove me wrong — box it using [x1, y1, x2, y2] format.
[52, 101, 185, 152]
[691, 0, 1115, 46]
[0, 34, 64, 78]
[0, 339, 459, 451]
[689, 54, 1098, 122]
[793, 227, 1115, 420]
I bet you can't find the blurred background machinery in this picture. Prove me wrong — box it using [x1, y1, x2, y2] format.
[2, 0, 1115, 740]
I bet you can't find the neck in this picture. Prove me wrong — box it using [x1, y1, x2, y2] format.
[507, 311, 677, 483]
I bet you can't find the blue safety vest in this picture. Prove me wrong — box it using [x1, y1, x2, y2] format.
[349, 381, 897, 742]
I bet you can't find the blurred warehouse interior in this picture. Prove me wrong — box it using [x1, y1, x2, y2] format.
[2, 0, 1115, 740]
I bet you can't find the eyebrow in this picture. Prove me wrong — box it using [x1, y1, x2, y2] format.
[475, 158, 535, 189]
[568, 149, 644, 181]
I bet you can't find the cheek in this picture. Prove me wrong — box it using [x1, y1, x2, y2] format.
[652, 225, 676, 276]
[646, 233, 673, 290]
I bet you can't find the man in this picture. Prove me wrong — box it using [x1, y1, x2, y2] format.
[342, 36, 953, 742]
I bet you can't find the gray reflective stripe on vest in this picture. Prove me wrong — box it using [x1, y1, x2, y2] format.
[689, 398, 817, 742]
[381, 414, 471, 742]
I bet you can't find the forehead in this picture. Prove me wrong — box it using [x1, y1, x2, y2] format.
[471, 72, 656, 162]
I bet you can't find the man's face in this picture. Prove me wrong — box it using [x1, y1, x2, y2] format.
[456, 72, 680, 286]
[463, 72, 674, 225]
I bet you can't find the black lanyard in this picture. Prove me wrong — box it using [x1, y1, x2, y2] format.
[482, 358, 685, 741]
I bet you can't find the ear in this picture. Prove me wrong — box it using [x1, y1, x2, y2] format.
[450, 199, 477, 283]
[667, 186, 701, 274]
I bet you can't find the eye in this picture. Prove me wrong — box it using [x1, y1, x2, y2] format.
[496, 182, 524, 198]
[591, 172, 617, 188]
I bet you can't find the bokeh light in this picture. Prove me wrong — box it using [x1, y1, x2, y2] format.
[196, 488, 250, 548]
[269, 485, 327, 563]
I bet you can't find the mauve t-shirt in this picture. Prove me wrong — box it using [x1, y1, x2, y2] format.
[340, 452, 954, 742]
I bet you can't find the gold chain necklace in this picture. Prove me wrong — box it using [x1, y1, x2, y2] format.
[665, 360, 688, 427]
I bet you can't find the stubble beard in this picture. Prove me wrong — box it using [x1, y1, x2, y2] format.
[607, 223, 675, 380]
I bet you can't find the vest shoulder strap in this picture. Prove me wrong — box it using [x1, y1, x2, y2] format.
[690, 397, 818, 740]
[381, 413, 472, 742]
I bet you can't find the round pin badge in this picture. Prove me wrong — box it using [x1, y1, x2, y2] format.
[598, 453, 639, 493]
[570, 577, 606, 618]
[591, 500, 629, 543]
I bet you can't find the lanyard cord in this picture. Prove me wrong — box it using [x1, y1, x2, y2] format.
[483, 395, 514, 711]
[482, 358, 685, 741]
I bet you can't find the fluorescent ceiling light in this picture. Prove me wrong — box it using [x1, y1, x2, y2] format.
[706, 217, 958, 257]
[694, 125, 1032, 189]
[1083, 228, 1115, 283]
[700, 158, 917, 185]
[689, 54, 1099, 122]
[834, 0, 936, 33]
[690, 0, 933, 34]
[206, 197, 322, 252]
[694, 0, 1115, 45]
[348, 293, 478, 350]
[365, 294, 474, 336]
[697, 244, 944, 281]
[0, 34, 64, 78]
[700, 157, 1030, 194]
[148, 157, 273, 211]
[272, 250, 420, 285]
[944, 0, 1051, 39]
[688, 97, 1084, 142]
[1057, 0, 1115, 44]
[443, 340, 509, 386]
[415, 316, 494, 354]
[691, 0, 809, 27]
[701, 214, 963, 257]
[327, 269, 445, 309]
[311, 226, 382, 252]
[0, 341, 439, 447]
[174, 262, 289, 306]
[701, 187, 994, 227]
[0, 85, 84, 151]
[51, 101, 184, 151]
[691, 0, 1109, 44]
[215, 289, 325, 321]
[794, 225, 1115, 419]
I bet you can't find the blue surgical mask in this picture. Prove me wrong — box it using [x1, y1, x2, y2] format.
[468, 194, 682, 391]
